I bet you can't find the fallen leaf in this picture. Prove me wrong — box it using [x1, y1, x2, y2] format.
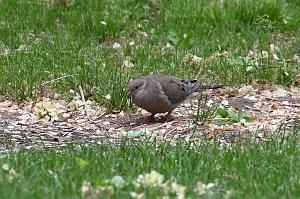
[133, 170, 165, 188]
[104, 94, 111, 100]
[293, 54, 300, 63]
[247, 49, 259, 59]
[271, 103, 281, 110]
[112, 42, 121, 49]
[183, 53, 204, 66]
[95, 185, 114, 195]
[100, 21, 107, 26]
[123, 59, 135, 68]
[129, 41, 135, 46]
[238, 85, 254, 96]
[294, 79, 300, 87]
[272, 54, 280, 60]
[81, 180, 91, 194]
[194, 182, 215, 196]
[260, 51, 269, 58]
[0, 40, 9, 55]
[2, 163, 9, 171]
[170, 181, 186, 199]
[34, 101, 59, 121]
[16, 44, 32, 52]
[111, 175, 126, 188]
[221, 100, 229, 106]
[269, 44, 279, 54]
[130, 192, 145, 199]
[8, 169, 19, 182]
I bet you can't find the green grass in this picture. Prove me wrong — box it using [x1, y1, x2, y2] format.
[0, 126, 300, 199]
[1, 1, 300, 198]
[0, 0, 299, 110]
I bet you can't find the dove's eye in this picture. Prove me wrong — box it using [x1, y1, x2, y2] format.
[135, 86, 139, 89]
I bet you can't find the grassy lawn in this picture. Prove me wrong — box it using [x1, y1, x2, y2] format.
[0, 0, 299, 110]
[1, 130, 300, 199]
[1, 0, 300, 198]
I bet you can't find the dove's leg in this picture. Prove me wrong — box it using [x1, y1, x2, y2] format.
[147, 113, 156, 122]
[160, 111, 174, 122]
[136, 113, 156, 124]
[137, 113, 156, 124]
[166, 111, 172, 117]
[166, 111, 174, 120]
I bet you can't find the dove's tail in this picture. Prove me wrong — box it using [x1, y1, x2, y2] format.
[198, 84, 227, 90]
[187, 80, 227, 94]
[191, 79, 227, 92]
[187, 80, 200, 94]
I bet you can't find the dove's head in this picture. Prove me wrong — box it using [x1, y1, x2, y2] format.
[128, 78, 145, 98]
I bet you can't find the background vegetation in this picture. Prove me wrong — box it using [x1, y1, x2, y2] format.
[0, 0, 299, 110]
[0, 1, 300, 198]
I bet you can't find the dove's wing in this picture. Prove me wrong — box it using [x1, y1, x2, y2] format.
[149, 75, 199, 106]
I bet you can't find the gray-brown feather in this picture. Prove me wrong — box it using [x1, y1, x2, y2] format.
[150, 75, 198, 105]
[128, 74, 225, 115]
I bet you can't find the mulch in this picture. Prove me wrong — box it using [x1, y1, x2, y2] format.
[0, 85, 299, 153]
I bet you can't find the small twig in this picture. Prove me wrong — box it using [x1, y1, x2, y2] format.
[40, 74, 79, 86]
[78, 85, 88, 116]
[78, 85, 85, 102]
[37, 74, 79, 97]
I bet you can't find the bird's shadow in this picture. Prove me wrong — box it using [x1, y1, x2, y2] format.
[139, 115, 173, 124]
[119, 114, 174, 128]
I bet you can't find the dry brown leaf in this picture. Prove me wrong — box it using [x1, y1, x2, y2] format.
[271, 103, 281, 110]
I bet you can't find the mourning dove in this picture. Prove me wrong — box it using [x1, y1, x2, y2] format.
[128, 74, 225, 119]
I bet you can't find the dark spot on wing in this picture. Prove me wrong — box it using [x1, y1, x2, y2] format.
[181, 79, 189, 84]
[181, 87, 185, 91]
[190, 80, 197, 83]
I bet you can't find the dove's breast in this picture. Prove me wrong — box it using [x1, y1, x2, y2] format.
[132, 80, 174, 114]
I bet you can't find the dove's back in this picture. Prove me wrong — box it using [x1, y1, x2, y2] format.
[148, 75, 199, 106]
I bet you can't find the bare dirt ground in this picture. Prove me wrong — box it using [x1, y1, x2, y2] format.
[0, 85, 299, 153]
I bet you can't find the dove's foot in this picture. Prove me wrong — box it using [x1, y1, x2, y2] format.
[135, 114, 156, 124]
[158, 112, 174, 122]
[159, 116, 174, 122]
[147, 114, 156, 123]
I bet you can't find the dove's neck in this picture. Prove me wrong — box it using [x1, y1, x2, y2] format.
[139, 77, 156, 99]
[136, 79, 148, 99]
[144, 76, 157, 91]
